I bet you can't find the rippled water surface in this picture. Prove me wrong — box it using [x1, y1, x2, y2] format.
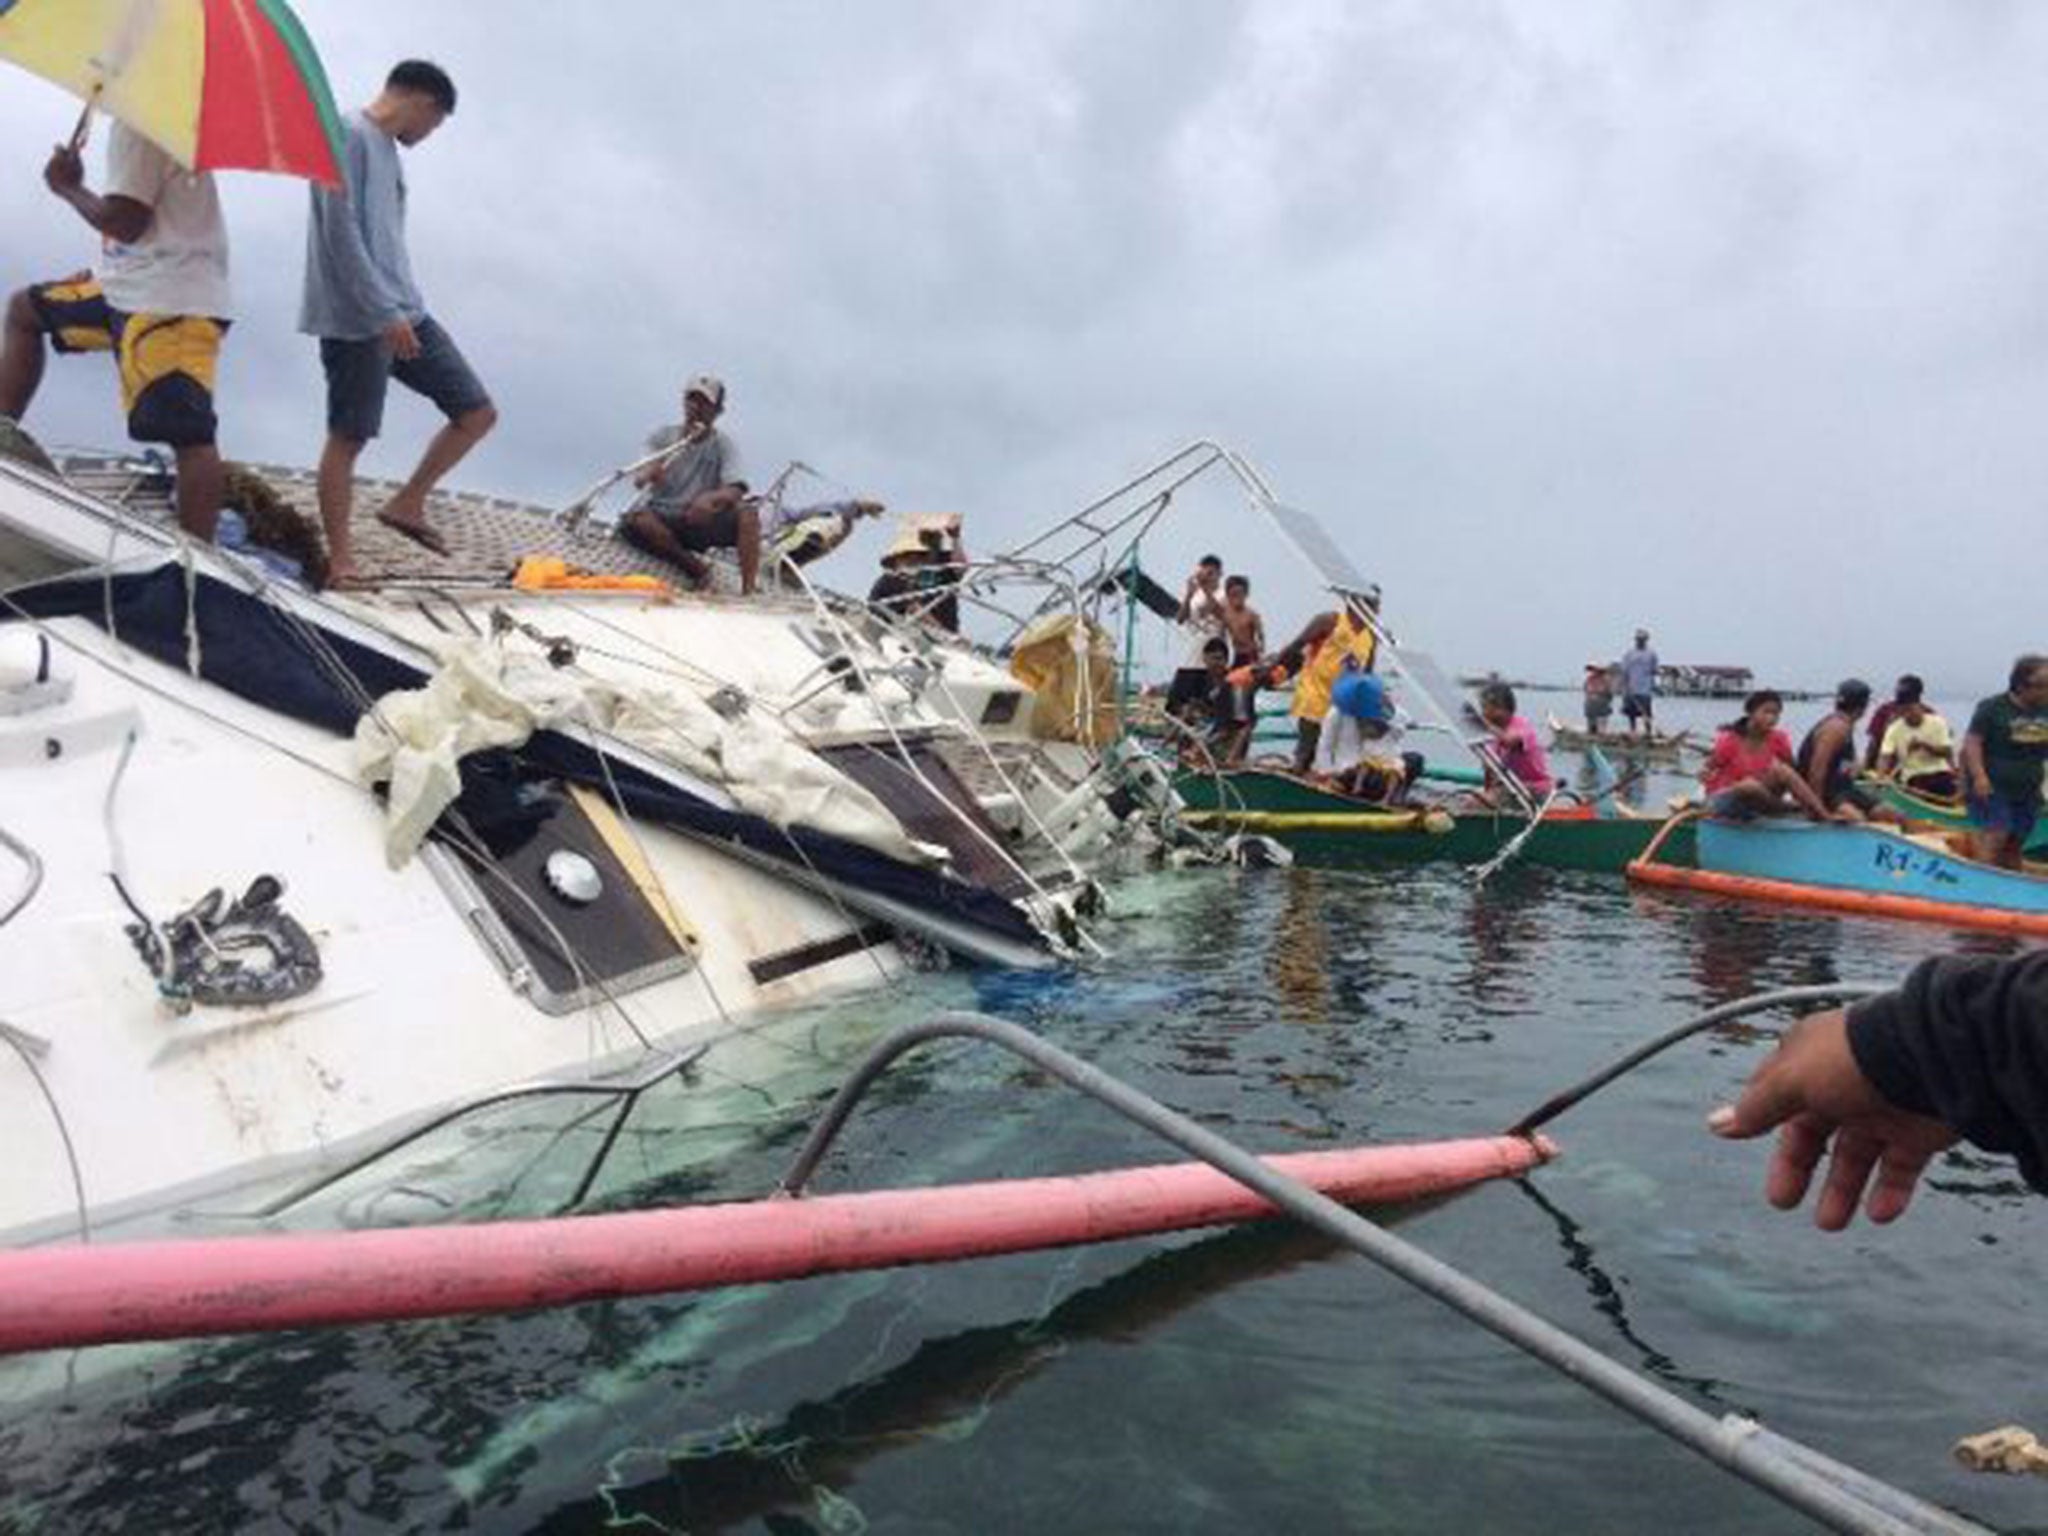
[4, 836, 2046, 1533]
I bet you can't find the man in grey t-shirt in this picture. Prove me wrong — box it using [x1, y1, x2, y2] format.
[621, 375, 764, 592]
[300, 60, 496, 586]
[1619, 628, 1659, 734]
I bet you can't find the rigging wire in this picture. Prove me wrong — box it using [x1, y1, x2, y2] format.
[0, 1017, 89, 1246]
[774, 555, 1100, 957]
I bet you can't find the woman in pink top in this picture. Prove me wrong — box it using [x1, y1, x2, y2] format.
[1477, 683, 1555, 801]
[1701, 690, 1835, 820]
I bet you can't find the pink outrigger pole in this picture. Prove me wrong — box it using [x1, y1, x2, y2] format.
[0, 1135, 1549, 1356]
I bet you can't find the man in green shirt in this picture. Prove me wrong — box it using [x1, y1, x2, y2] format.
[1962, 654, 2048, 868]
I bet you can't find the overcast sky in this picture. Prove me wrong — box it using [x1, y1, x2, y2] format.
[3, 1, 2044, 692]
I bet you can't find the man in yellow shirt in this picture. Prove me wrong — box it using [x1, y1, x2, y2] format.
[1875, 683, 1957, 800]
[1274, 589, 1381, 774]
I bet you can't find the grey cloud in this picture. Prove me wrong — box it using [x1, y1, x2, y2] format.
[1, 0, 2044, 692]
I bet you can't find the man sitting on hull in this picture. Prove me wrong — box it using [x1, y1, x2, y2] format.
[620, 374, 764, 593]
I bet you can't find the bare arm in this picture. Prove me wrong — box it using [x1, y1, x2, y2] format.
[1784, 764, 1836, 820]
[1802, 719, 1846, 801]
[1273, 612, 1336, 674]
[1961, 731, 1991, 799]
[43, 146, 151, 243]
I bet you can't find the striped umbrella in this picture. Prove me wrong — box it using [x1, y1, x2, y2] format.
[0, 0, 344, 185]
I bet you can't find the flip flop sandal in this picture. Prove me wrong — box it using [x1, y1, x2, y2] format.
[375, 511, 450, 557]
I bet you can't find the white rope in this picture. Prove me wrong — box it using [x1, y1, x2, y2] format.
[1, 1016, 89, 1245]
[178, 537, 201, 678]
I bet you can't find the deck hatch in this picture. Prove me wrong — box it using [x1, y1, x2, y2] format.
[422, 786, 696, 1015]
[817, 741, 1034, 899]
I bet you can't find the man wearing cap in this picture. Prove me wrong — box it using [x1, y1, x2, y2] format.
[1619, 628, 1659, 736]
[1861, 674, 1921, 772]
[621, 375, 759, 592]
[1796, 679, 1883, 821]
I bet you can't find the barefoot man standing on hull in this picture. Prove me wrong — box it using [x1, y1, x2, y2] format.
[301, 60, 496, 586]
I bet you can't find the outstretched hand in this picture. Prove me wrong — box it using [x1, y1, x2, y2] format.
[1708, 1008, 1957, 1230]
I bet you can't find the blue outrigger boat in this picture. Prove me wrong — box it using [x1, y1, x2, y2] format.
[1630, 816, 2048, 936]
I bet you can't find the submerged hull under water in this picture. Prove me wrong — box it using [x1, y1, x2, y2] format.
[0, 451, 1138, 1240]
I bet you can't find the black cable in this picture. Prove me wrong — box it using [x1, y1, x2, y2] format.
[1505, 983, 1889, 1138]
[779, 1010, 1975, 1536]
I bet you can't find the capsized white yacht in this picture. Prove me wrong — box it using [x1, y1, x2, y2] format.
[0, 440, 1185, 1242]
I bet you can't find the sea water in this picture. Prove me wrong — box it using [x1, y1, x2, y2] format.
[2, 693, 2043, 1534]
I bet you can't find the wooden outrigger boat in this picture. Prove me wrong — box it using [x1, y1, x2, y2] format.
[1857, 774, 2048, 858]
[1629, 815, 2048, 936]
[1547, 712, 1692, 761]
[1173, 768, 1692, 872]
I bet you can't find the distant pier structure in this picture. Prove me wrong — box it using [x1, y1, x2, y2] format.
[1657, 663, 1753, 698]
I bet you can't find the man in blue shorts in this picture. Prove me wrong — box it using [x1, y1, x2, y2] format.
[1619, 628, 1659, 735]
[301, 60, 496, 586]
[1962, 654, 2048, 869]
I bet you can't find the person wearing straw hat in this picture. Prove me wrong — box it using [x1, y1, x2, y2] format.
[2, 121, 232, 540]
[1582, 661, 1616, 736]
[868, 514, 966, 633]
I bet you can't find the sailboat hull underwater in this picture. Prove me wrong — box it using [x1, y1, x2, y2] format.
[0, 448, 1151, 1240]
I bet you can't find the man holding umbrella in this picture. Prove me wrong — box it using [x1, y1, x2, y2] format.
[1, 122, 231, 539]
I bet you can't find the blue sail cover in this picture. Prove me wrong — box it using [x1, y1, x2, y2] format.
[7, 564, 1043, 950]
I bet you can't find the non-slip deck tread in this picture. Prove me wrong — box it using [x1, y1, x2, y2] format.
[52, 451, 746, 594]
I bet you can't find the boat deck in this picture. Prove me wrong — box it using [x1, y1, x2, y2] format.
[47, 448, 751, 596]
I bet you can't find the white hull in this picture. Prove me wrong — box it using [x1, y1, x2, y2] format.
[0, 612, 919, 1237]
[0, 450, 1146, 1240]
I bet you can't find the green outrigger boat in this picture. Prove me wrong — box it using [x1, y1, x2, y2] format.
[1173, 769, 1694, 872]
[1858, 776, 2048, 858]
